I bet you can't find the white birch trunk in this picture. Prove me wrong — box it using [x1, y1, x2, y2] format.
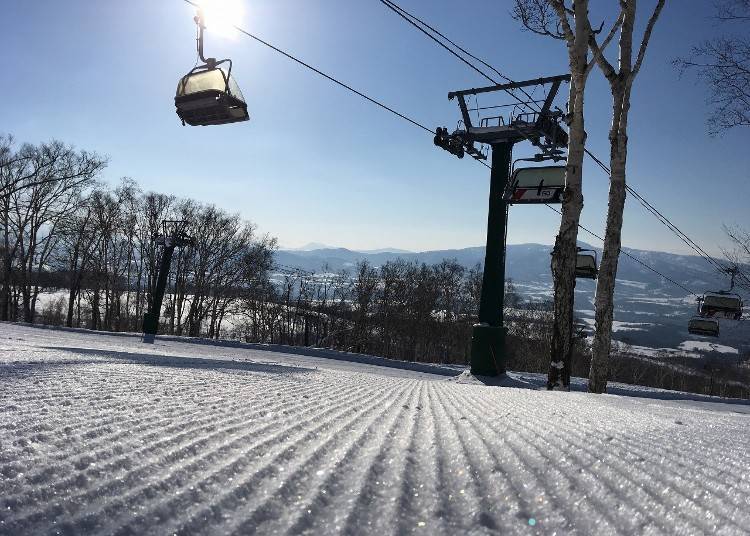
[590, 87, 630, 393]
[547, 75, 586, 389]
[547, 0, 591, 390]
[588, 0, 664, 393]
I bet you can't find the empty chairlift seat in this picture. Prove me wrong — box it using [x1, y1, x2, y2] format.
[175, 67, 249, 126]
[688, 316, 720, 337]
[505, 166, 566, 204]
[699, 292, 743, 320]
[576, 250, 598, 279]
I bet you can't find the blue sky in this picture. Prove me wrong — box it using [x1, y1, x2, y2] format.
[3, 0, 748, 255]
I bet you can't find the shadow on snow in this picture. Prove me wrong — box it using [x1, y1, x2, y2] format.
[34, 346, 317, 376]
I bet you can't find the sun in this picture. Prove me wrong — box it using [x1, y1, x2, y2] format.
[197, 0, 244, 38]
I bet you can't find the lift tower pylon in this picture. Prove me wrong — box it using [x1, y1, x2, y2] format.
[142, 220, 193, 344]
[435, 75, 570, 376]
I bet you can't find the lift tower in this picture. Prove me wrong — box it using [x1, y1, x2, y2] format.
[435, 75, 570, 376]
[142, 221, 193, 343]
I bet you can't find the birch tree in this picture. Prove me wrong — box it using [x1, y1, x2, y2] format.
[588, 0, 666, 393]
[513, 0, 621, 389]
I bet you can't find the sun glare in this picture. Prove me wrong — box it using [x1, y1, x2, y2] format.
[198, 0, 244, 38]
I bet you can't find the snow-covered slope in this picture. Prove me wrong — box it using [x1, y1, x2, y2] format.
[1, 324, 749, 535]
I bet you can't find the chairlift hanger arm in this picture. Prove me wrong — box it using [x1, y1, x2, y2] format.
[539, 79, 562, 116]
[448, 75, 570, 100]
[457, 95, 473, 129]
[195, 9, 209, 64]
[193, 8, 232, 76]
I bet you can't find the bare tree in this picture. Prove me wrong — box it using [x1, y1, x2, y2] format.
[674, 0, 750, 134]
[351, 261, 379, 353]
[723, 224, 750, 291]
[513, 0, 622, 390]
[0, 140, 104, 322]
[57, 192, 100, 327]
[116, 179, 142, 331]
[588, 0, 666, 394]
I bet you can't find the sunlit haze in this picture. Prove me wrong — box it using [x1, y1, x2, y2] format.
[197, 0, 244, 39]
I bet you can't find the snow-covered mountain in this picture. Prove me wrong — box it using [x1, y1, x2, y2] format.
[275, 242, 734, 296]
[282, 243, 413, 255]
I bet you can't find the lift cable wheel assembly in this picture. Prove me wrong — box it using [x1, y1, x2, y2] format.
[174, 7, 250, 126]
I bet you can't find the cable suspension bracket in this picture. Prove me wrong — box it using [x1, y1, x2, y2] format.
[435, 75, 570, 160]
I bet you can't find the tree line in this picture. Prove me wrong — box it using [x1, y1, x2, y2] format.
[0, 135, 275, 337]
[241, 259, 488, 363]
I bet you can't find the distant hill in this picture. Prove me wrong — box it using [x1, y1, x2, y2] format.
[283, 243, 413, 255]
[275, 243, 731, 296]
[357, 247, 414, 254]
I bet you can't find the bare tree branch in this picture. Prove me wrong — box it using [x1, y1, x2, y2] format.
[675, 36, 750, 133]
[631, 0, 667, 79]
[588, 11, 625, 78]
[512, 0, 568, 40]
[715, 0, 750, 21]
[550, 0, 575, 42]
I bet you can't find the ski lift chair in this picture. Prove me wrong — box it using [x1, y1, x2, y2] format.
[575, 248, 598, 279]
[175, 64, 249, 126]
[175, 8, 249, 127]
[688, 316, 720, 337]
[573, 322, 589, 339]
[504, 165, 566, 204]
[699, 292, 743, 320]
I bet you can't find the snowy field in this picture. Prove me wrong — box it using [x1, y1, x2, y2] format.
[1, 323, 749, 535]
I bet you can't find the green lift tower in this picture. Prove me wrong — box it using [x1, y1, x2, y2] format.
[142, 220, 193, 343]
[434, 75, 570, 376]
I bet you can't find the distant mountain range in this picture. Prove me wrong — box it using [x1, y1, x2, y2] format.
[276, 243, 732, 296]
[283, 243, 414, 255]
[275, 243, 750, 356]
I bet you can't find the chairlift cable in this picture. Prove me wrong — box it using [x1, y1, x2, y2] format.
[379, 0, 498, 86]
[542, 204, 699, 297]
[582, 148, 730, 275]
[379, 0, 542, 112]
[379, 0, 541, 115]
[381, 0, 515, 85]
